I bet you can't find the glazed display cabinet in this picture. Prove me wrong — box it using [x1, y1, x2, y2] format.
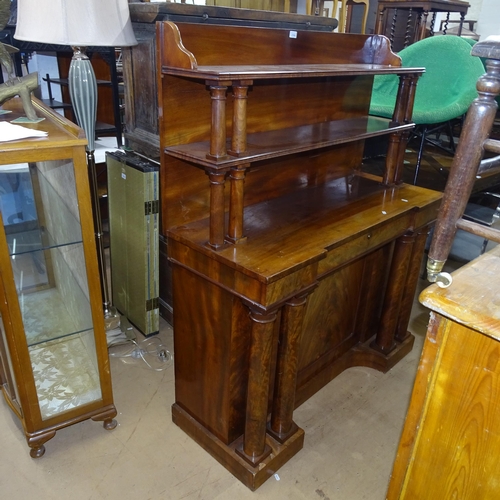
[0, 98, 117, 458]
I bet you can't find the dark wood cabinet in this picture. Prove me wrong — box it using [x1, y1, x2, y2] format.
[157, 21, 441, 490]
[122, 2, 337, 323]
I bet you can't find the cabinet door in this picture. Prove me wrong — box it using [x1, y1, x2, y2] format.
[0, 159, 102, 421]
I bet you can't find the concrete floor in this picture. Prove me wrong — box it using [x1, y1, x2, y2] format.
[0, 270, 435, 500]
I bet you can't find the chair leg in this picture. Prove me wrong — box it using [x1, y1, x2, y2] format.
[414, 126, 427, 185]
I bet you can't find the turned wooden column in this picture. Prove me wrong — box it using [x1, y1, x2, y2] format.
[228, 82, 251, 157]
[227, 164, 248, 244]
[395, 226, 430, 342]
[372, 232, 415, 353]
[207, 83, 228, 160]
[206, 169, 227, 249]
[236, 307, 277, 466]
[384, 74, 419, 185]
[269, 293, 310, 443]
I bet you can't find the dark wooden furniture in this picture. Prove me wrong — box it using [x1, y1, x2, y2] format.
[426, 36, 500, 283]
[157, 21, 442, 490]
[123, 1, 337, 160]
[123, 2, 337, 324]
[374, 0, 469, 51]
[387, 245, 500, 499]
[0, 98, 117, 458]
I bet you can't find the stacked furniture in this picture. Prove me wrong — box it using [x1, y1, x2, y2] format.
[374, 0, 470, 51]
[157, 21, 442, 489]
[123, 2, 337, 323]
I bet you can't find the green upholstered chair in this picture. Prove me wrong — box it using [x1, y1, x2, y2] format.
[369, 35, 486, 185]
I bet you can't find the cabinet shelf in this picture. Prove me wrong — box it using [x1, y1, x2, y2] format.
[7, 228, 83, 257]
[6, 163, 83, 256]
[166, 116, 415, 169]
[29, 331, 102, 420]
[168, 175, 441, 284]
[162, 63, 424, 80]
[20, 274, 93, 347]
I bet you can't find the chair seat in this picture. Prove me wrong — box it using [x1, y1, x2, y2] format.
[369, 35, 485, 125]
[369, 35, 486, 184]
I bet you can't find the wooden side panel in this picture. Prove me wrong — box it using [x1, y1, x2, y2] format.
[162, 22, 399, 67]
[172, 263, 252, 444]
[399, 319, 500, 499]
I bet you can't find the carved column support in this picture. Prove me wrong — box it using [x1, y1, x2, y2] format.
[205, 169, 227, 249]
[384, 132, 403, 186]
[227, 164, 248, 244]
[384, 74, 419, 185]
[372, 232, 415, 354]
[206, 82, 228, 160]
[269, 292, 310, 443]
[228, 81, 251, 157]
[396, 226, 431, 342]
[236, 307, 278, 466]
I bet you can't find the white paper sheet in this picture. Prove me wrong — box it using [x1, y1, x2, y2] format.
[0, 121, 48, 142]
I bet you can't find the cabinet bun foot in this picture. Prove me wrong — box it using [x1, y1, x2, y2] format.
[29, 445, 46, 459]
[103, 418, 118, 431]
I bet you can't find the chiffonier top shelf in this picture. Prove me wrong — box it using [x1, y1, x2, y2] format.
[161, 63, 424, 80]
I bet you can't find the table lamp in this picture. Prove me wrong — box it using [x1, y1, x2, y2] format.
[14, 0, 137, 332]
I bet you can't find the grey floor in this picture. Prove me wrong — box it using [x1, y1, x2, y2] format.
[0, 267, 436, 500]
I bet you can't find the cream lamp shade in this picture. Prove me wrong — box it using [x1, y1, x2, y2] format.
[14, 0, 137, 47]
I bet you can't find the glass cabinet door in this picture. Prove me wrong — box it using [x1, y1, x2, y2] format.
[0, 159, 102, 420]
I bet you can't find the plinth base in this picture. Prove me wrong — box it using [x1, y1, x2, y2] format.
[172, 404, 305, 491]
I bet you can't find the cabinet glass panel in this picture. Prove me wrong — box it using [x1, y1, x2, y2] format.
[0, 160, 102, 420]
[0, 310, 21, 411]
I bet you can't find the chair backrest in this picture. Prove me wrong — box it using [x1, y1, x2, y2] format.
[370, 35, 486, 124]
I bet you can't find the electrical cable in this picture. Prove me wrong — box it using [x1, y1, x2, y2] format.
[109, 336, 171, 371]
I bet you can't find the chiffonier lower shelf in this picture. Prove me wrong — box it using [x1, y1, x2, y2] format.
[165, 116, 416, 169]
[158, 21, 439, 490]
